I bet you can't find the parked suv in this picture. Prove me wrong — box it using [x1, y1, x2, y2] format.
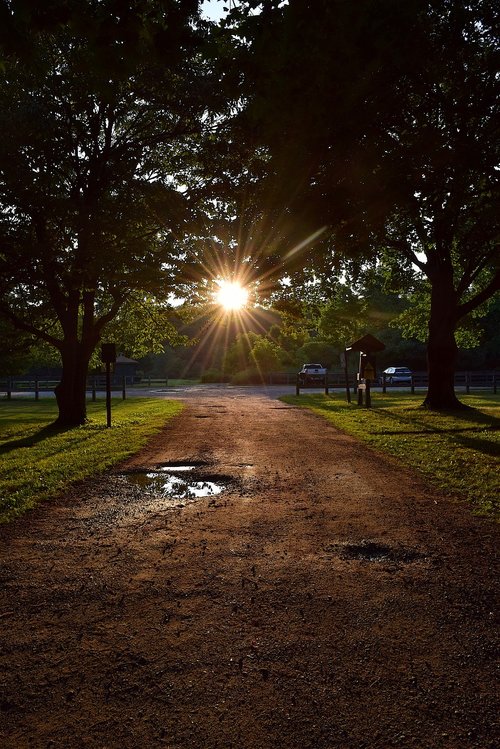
[298, 363, 327, 384]
[382, 366, 412, 385]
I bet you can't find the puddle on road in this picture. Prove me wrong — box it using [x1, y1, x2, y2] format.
[157, 461, 208, 470]
[121, 464, 226, 501]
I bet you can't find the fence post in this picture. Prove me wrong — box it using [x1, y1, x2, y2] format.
[365, 380, 371, 408]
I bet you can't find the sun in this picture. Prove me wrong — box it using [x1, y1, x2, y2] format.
[215, 280, 249, 311]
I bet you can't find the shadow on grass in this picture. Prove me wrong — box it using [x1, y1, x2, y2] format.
[370, 402, 500, 431]
[0, 424, 71, 455]
[361, 401, 500, 459]
[379, 425, 500, 435]
[452, 434, 500, 458]
[298, 394, 500, 458]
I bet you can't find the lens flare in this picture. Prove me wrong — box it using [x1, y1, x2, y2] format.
[215, 280, 249, 311]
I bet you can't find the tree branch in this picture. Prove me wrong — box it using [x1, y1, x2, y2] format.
[456, 270, 500, 320]
[0, 305, 62, 349]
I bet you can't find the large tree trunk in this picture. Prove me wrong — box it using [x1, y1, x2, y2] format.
[54, 341, 91, 427]
[422, 272, 467, 410]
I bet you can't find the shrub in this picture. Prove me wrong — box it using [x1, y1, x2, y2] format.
[201, 368, 229, 383]
[230, 367, 265, 385]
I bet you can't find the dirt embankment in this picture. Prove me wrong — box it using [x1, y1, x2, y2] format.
[0, 394, 498, 748]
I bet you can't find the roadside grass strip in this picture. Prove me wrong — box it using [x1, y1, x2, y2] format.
[281, 393, 500, 518]
[0, 398, 183, 523]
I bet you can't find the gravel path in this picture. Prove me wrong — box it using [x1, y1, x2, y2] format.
[0, 392, 498, 748]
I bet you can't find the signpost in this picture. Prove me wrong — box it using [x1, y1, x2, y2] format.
[100, 343, 116, 428]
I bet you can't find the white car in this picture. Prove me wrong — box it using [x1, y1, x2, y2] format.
[298, 363, 327, 384]
[382, 366, 412, 385]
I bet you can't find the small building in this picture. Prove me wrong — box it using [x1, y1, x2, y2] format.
[114, 354, 139, 383]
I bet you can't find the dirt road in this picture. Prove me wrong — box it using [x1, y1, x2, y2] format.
[0, 393, 498, 748]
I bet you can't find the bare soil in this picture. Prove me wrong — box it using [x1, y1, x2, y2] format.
[0, 393, 498, 749]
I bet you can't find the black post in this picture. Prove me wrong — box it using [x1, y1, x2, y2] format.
[365, 380, 371, 408]
[92, 377, 96, 402]
[106, 362, 112, 428]
[122, 376, 126, 400]
[411, 375, 415, 394]
[382, 373, 387, 394]
[324, 372, 329, 395]
[494, 374, 497, 395]
[466, 372, 470, 394]
[296, 375, 300, 396]
[343, 350, 351, 403]
[7, 377, 12, 400]
[357, 383, 363, 406]
[35, 377, 39, 401]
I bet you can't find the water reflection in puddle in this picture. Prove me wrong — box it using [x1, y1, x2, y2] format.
[124, 470, 224, 499]
[157, 465, 195, 472]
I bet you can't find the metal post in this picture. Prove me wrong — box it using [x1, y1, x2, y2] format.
[382, 373, 387, 394]
[324, 372, 329, 395]
[343, 351, 351, 403]
[493, 374, 497, 395]
[35, 377, 39, 401]
[411, 375, 415, 394]
[466, 372, 470, 394]
[106, 362, 112, 428]
[365, 380, 371, 407]
[296, 375, 300, 396]
[7, 377, 12, 400]
[122, 376, 126, 400]
[357, 385, 363, 406]
[92, 377, 96, 402]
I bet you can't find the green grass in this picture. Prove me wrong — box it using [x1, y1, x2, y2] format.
[281, 392, 500, 519]
[132, 378, 201, 387]
[0, 398, 184, 523]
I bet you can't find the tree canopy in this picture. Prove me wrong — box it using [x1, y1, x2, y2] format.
[225, 0, 500, 408]
[0, 0, 224, 424]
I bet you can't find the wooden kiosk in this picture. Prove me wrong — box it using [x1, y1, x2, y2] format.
[344, 334, 385, 407]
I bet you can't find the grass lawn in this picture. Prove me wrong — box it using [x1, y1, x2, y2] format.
[281, 392, 500, 519]
[0, 398, 183, 523]
[131, 378, 201, 387]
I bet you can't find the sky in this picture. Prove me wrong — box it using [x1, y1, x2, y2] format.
[201, 0, 229, 22]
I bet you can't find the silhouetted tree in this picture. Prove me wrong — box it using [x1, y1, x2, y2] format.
[0, 0, 221, 425]
[231, 0, 499, 408]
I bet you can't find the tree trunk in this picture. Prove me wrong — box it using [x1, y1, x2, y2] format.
[54, 342, 91, 427]
[422, 273, 467, 410]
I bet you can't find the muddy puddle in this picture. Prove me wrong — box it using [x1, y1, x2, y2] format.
[120, 464, 226, 502]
